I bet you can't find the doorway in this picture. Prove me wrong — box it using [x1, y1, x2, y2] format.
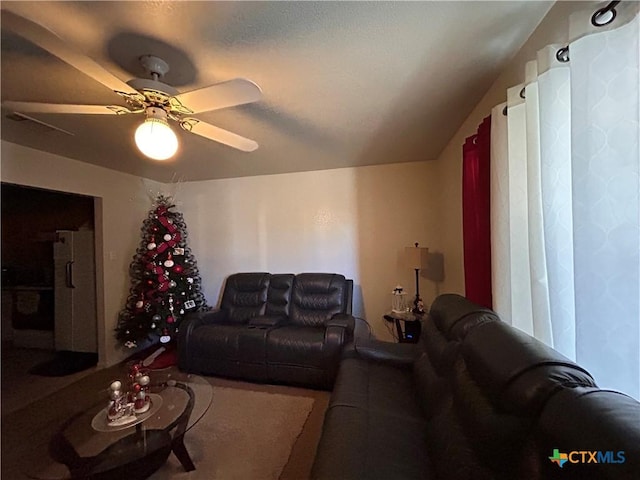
[1, 182, 98, 414]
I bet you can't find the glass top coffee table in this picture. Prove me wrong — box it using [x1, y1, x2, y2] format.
[28, 368, 212, 480]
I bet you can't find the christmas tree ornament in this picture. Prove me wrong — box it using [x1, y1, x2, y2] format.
[169, 280, 177, 288]
[152, 314, 162, 321]
[164, 253, 174, 268]
[173, 264, 184, 274]
[163, 233, 172, 241]
[110, 380, 122, 394]
[160, 328, 171, 343]
[135, 300, 144, 309]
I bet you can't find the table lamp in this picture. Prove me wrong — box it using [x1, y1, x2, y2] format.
[405, 242, 429, 315]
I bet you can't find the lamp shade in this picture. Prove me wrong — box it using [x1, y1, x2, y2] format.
[135, 107, 178, 161]
[405, 243, 429, 270]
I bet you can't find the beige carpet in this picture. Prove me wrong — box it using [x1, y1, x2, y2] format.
[150, 386, 315, 480]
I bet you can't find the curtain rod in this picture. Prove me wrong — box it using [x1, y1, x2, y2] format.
[555, 1, 622, 65]
[505, 1, 624, 117]
[592, 1, 621, 27]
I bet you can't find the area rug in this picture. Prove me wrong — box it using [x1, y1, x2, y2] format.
[28, 350, 98, 377]
[149, 386, 315, 480]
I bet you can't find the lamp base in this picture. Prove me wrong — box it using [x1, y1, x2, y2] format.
[412, 295, 425, 315]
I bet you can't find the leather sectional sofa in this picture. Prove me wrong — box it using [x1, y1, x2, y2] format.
[311, 293, 640, 480]
[177, 272, 354, 390]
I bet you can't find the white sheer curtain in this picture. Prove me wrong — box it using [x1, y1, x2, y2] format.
[491, 3, 640, 399]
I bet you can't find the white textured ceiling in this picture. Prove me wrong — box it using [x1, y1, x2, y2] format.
[1, 1, 552, 182]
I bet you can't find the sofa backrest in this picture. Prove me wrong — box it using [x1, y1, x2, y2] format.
[414, 293, 613, 480]
[289, 273, 351, 327]
[429, 292, 499, 340]
[220, 272, 271, 323]
[454, 320, 598, 478]
[265, 273, 295, 317]
[221, 272, 351, 325]
[414, 294, 506, 479]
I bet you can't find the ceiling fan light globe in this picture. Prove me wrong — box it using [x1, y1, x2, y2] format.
[135, 117, 178, 161]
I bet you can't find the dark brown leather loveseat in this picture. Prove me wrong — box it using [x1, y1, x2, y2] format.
[311, 293, 640, 480]
[177, 272, 354, 389]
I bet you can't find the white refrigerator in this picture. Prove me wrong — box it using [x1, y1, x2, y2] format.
[53, 230, 97, 353]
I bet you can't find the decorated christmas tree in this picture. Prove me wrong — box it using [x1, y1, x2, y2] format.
[115, 195, 207, 349]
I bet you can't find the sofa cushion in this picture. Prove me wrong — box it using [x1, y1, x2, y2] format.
[248, 315, 287, 327]
[331, 357, 425, 425]
[312, 405, 431, 480]
[311, 357, 430, 479]
[266, 326, 326, 368]
[290, 273, 348, 327]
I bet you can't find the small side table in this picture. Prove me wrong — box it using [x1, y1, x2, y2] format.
[383, 311, 423, 343]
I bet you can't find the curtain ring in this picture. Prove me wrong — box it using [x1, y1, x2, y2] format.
[591, 1, 620, 27]
[519, 87, 526, 99]
[556, 46, 570, 63]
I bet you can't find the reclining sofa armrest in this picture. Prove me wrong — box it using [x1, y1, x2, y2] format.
[354, 339, 420, 368]
[325, 313, 355, 331]
[177, 309, 226, 372]
[323, 314, 356, 388]
[184, 309, 228, 328]
[248, 315, 287, 327]
[324, 314, 355, 348]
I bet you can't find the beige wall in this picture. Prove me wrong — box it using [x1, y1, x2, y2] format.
[180, 160, 440, 340]
[1, 140, 162, 366]
[434, 1, 593, 295]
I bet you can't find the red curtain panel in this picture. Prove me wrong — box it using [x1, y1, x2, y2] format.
[462, 115, 492, 308]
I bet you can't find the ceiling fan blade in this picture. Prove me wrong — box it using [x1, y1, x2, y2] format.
[180, 118, 258, 152]
[171, 79, 262, 114]
[1, 10, 141, 99]
[2, 101, 135, 115]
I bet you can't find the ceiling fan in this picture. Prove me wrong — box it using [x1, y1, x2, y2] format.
[1, 10, 262, 160]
